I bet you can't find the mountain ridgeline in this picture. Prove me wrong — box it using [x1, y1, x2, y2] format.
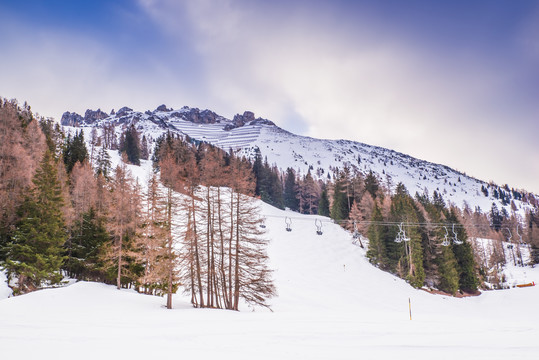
[61, 104, 537, 217]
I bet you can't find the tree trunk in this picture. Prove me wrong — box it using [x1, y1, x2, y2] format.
[117, 233, 122, 290]
[191, 195, 205, 308]
[233, 192, 241, 311]
[228, 189, 234, 308]
[166, 189, 173, 309]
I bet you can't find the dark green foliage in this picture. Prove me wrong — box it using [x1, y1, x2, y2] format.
[388, 183, 425, 287]
[283, 168, 299, 211]
[119, 125, 141, 166]
[438, 246, 459, 295]
[140, 134, 150, 160]
[252, 152, 284, 209]
[366, 204, 387, 266]
[95, 147, 112, 179]
[489, 203, 503, 231]
[529, 212, 539, 265]
[63, 131, 88, 173]
[2, 150, 67, 293]
[64, 208, 110, 281]
[364, 171, 379, 199]
[330, 177, 349, 220]
[446, 210, 478, 292]
[318, 188, 330, 217]
[432, 190, 445, 210]
[252, 148, 264, 196]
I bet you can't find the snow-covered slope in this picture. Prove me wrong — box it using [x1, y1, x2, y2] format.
[1, 201, 538, 359]
[62, 104, 537, 217]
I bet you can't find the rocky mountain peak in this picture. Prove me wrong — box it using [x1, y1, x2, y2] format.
[84, 109, 109, 122]
[226, 111, 275, 130]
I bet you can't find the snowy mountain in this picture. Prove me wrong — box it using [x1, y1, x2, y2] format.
[62, 105, 537, 216]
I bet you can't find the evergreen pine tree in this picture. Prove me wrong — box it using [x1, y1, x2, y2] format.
[489, 203, 502, 231]
[331, 176, 349, 220]
[283, 168, 299, 211]
[387, 183, 425, 287]
[95, 147, 112, 179]
[63, 130, 88, 173]
[446, 210, 478, 292]
[366, 204, 387, 266]
[318, 188, 330, 217]
[364, 171, 379, 199]
[252, 148, 264, 196]
[438, 246, 459, 295]
[3, 150, 67, 294]
[120, 125, 141, 166]
[65, 208, 109, 280]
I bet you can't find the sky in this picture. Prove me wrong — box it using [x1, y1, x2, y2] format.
[1, 0, 538, 193]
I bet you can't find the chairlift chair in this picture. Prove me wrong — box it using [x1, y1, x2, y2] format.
[352, 221, 360, 239]
[315, 219, 323, 235]
[285, 217, 292, 232]
[441, 226, 450, 246]
[395, 223, 407, 243]
[452, 224, 463, 245]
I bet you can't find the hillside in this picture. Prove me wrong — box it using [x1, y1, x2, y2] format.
[62, 105, 537, 216]
[1, 200, 538, 359]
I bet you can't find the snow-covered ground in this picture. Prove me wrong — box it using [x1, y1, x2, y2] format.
[1, 201, 538, 359]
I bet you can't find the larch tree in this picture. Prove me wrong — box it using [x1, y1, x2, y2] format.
[229, 154, 275, 310]
[103, 161, 140, 289]
[0, 100, 46, 256]
[135, 173, 172, 298]
[65, 160, 99, 278]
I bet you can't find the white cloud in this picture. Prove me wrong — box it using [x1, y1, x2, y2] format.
[0, 15, 196, 120]
[139, 0, 539, 192]
[1, 1, 536, 193]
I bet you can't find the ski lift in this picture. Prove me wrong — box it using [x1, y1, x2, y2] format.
[315, 219, 323, 235]
[285, 217, 292, 232]
[259, 216, 267, 228]
[402, 223, 410, 242]
[395, 223, 410, 243]
[352, 221, 360, 239]
[452, 224, 463, 245]
[441, 226, 450, 246]
[394, 225, 403, 243]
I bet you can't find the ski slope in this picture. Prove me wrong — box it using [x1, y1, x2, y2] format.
[1, 200, 538, 359]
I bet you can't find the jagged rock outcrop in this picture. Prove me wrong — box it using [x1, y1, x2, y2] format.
[179, 108, 220, 124]
[61, 106, 272, 130]
[225, 111, 275, 130]
[116, 107, 133, 117]
[61, 112, 84, 126]
[156, 104, 170, 112]
[84, 109, 109, 123]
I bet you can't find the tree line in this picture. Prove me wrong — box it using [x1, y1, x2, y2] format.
[250, 148, 539, 294]
[0, 99, 274, 310]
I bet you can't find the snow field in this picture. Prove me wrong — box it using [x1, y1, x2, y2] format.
[1, 200, 538, 359]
